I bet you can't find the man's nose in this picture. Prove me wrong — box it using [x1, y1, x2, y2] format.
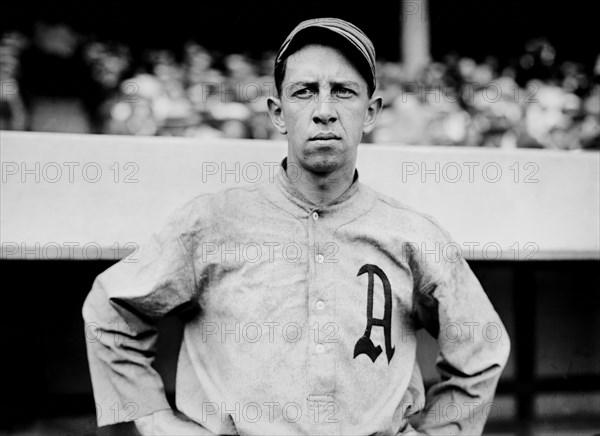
[312, 92, 338, 124]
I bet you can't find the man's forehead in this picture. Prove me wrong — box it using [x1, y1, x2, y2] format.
[286, 43, 347, 61]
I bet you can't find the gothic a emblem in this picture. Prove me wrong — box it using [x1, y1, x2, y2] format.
[353, 264, 395, 364]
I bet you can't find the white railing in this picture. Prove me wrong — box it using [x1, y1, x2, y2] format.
[1, 130, 598, 260]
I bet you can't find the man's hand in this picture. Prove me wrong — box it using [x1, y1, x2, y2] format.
[135, 408, 214, 435]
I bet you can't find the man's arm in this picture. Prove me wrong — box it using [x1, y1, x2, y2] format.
[411, 251, 511, 434]
[82, 208, 201, 428]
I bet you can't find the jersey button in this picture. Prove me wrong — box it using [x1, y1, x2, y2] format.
[312, 211, 319, 221]
[316, 344, 325, 354]
[316, 300, 325, 310]
[316, 254, 325, 264]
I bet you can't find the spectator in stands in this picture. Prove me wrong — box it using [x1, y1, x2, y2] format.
[0, 32, 28, 130]
[19, 21, 97, 133]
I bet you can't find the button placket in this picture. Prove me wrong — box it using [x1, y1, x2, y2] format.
[307, 208, 335, 397]
[311, 210, 325, 265]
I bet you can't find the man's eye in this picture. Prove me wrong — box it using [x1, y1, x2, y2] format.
[293, 88, 314, 98]
[333, 88, 355, 98]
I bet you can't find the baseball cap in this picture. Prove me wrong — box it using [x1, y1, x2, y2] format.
[275, 18, 377, 94]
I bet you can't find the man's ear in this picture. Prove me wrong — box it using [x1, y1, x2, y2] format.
[267, 97, 287, 135]
[363, 95, 383, 135]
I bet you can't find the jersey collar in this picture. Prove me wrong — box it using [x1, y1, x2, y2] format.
[258, 158, 376, 223]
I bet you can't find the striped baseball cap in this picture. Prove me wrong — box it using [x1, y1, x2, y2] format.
[275, 18, 377, 93]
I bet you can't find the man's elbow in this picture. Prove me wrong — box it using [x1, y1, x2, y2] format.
[82, 275, 105, 323]
[494, 322, 511, 371]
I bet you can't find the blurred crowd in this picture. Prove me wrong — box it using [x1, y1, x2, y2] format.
[1, 23, 599, 150]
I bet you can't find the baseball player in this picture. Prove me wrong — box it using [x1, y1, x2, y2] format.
[83, 18, 510, 435]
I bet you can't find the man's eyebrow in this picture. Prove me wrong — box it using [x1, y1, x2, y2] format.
[287, 81, 318, 88]
[331, 80, 361, 89]
[287, 80, 362, 88]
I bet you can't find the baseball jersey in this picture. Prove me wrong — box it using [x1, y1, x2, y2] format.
[83, 158, 510, 435]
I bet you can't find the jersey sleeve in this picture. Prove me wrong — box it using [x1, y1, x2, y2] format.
[82, 205, 200, 427]
[410, 226, 511, 434]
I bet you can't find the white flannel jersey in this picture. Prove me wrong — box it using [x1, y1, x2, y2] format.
[83, 159, 510, 435]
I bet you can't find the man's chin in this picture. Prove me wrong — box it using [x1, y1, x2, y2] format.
[292, 144, 353, 175]
[301, 156, 344, 174]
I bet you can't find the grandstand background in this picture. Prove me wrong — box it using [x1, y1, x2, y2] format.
[1, 0, 599, 149]
[1, 1, 599, 435]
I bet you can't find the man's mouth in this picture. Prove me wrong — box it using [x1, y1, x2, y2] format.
[309, 133, 341, 141]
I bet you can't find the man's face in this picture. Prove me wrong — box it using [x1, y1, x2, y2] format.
[268, 44, 381, 175]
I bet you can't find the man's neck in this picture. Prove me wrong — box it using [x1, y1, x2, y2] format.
[286, 161, 356, 206]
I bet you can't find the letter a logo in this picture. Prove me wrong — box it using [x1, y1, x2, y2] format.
[353, 264, 395, 364]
